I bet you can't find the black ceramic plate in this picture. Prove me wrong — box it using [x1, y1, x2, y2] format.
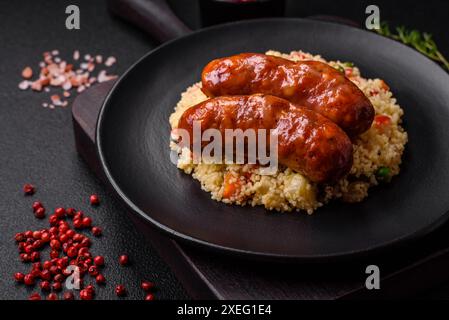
[97, 19, 449, 261]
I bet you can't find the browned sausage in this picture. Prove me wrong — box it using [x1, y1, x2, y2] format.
[177, 95, 353, 183]
[201, 53, 374, 136]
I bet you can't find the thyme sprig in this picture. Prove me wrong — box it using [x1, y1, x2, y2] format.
[375, 22, 449, 71]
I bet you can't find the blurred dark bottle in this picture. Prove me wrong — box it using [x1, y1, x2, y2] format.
[199, 0, 286, 27]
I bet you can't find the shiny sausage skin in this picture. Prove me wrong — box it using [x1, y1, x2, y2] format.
[201, 53, 374, 136]
[177, 95, 353, 183]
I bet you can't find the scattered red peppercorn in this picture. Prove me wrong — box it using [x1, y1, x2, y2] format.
[65, 229, 75, 238]
[20, 253, 30, 262]
[66, 207, 76, 217]
[50, 239, 61, 251]
[119, 255, 129, 266]
[14, 272, 25, 283]
[115, 285, 127, 297]
[29, 293, 41, 300]
[63, 291, 75, 300]
[41, 232, 50, 242]
[33, 240, 43, 250]
[24, 245, 34, 254]
[145, 293, 155, 301]
[23, 184, 35, 195]
[91, 226, 102, 237]
[24, 274, 35, 286]
[31, 264, 41, 274]
[30, 251, 40, 262]
[49, 265, 59, 275]
[54, 207, 66, 218]
[78, 247, 89, 256]
[34, 207, 46, 219]
[85, 284, 95, 293]
[62, 242, 70, 253]
[58, 257, 69, 268]
[13, 186, 147, 300]
[32, 231, 42, 239]
[93, 255, 104, 266]
[62, 267, 73, 277]
[47, 293, 58, 300]
[52, 282, 62, 292]
[32, 201, 43, 212]
[90, 194, 100, 206]
[58, 224, 66, 233]
[18, 242, 26, 252]
[67, 246, 77, 258]
[72, 233, 83, 242]
[40, 269, 51, 280]
[54, 273, 65, 283]
[74, 211, 84, 220]
[73, 218, 83, 229]
[49, 214, 59, 226]
[50, 250, 59, 259]
[80, 238, 91, 247]
[15, 232, 25, 242]
[141, 281, 155, 292]
[40, 280, 51, 291]
[95, 274, 106, 285]
[79, 288, 93, 300]
[88, 265, 99, 276]
[82, 217, 92, 228]
[59, 233, 70, 243]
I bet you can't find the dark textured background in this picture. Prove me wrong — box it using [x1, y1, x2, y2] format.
[0, 0, 448, 300]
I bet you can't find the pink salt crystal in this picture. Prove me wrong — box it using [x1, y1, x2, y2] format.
[18, 80, 30, 90]
[104, 56, 116, 67]
[31, 81, 42, 91]
[73, 50, 80, 60]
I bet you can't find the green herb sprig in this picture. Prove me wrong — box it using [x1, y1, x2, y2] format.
[375, 22, 449, 71]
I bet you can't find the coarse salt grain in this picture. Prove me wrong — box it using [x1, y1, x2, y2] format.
[62, 81, 72, 91]
[51, 94, 61, 106]
[22, 67, 33, 79]
[87, 62, 95, 72]
[104, 56, 116, 67]
[31, 81, 42, 91]
[98, 70, 118, 83]
[18, 81, 30, 90]
[19, 50, 118, 109]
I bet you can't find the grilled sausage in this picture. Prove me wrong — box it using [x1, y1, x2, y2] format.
[201, 53, 374, 136]
[177, 95, 353, 183]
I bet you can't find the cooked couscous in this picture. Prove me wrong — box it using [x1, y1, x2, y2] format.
[169, 50, 408, 214]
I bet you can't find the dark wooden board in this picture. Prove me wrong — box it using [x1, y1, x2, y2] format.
[72, 81, 449, 299]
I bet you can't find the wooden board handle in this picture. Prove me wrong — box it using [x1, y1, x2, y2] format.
[107, 0, 191, 42]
